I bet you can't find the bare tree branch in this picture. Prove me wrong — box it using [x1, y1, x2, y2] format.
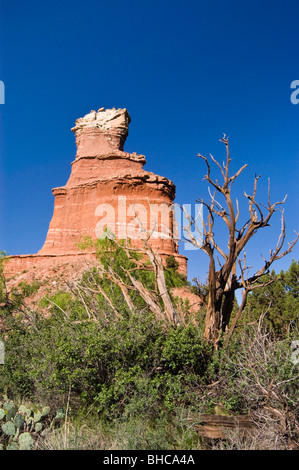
[184, 136, 298, 347]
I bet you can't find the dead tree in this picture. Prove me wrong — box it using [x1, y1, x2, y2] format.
[184, 135, 298, 348]
[76, 235, 179, 325]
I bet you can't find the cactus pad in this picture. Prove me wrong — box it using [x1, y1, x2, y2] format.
[2, 421, 16, 436]
[18, 432, 34, 450]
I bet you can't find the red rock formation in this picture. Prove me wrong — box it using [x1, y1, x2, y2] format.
[5, 108, 187, 278]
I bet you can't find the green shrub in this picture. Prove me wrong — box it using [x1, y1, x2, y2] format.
[0, 307, 213, 421]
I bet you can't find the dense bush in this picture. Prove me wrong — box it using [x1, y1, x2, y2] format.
[2, 305, 297, 449]
[244, 260, 299, 337]
[0, 248, 298, 449]
[0, 309, 213, 420]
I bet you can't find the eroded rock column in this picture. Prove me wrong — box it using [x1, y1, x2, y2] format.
[38, 108, 187, 274]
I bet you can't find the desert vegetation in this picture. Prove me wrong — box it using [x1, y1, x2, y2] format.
[0, 139, 298, 451]
[0, 244, 298, 450]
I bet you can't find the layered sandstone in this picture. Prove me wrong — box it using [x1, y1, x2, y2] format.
[6, 108, 187, 279]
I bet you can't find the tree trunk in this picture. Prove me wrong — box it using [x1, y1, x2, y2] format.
[224, 289, 248, 345]
[204, 278, 223, 345]
[220, 288, 235, 334]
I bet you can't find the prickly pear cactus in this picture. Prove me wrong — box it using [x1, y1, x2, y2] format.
[6, 442, 19, 451]
[18, 405, 31, 418]
[3, 401, 15, 411]
[2, 421, 16, 436]
[18, 432, 34, 450]
[6, 406, 17, 422]
[34, 422, 43, 433]
[14, 413, 25, 429]
[41, 406, 50, 417]
[33, 410, 42, 423]
[0, 396, 54, 450]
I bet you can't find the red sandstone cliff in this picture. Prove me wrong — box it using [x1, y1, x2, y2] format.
[5, 108, 187, 279]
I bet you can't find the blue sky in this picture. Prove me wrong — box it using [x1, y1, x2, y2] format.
[0, 0, 298, 284]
